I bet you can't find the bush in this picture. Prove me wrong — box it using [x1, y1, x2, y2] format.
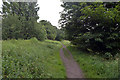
[33, 23, 47, 41]
[39, 20, 57, 40]
[2, 15, 22, 40]
[104, 52, 113, 60]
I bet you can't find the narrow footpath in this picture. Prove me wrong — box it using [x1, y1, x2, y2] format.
[60, 44, 84, 78]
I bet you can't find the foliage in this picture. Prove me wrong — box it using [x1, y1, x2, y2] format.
[2, 2, 47, 40]
[2, 2, 60, 41]
[2, 14, 22, 39]
[33, 23, 47, 41]
[39, 20, 57, 40]
[67, 45, 118, 78]
[2, 38, 66, 78]
[55, 29, 65, 41]
[59, 2, 120, 57]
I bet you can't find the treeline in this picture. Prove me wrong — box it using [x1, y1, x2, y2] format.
[2, 2, 64, 41]
[60, 2, 120, 58]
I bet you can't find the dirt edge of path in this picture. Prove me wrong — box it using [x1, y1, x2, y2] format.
[60, 44, 85, 78]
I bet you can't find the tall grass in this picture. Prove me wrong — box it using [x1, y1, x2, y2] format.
[2, 38, 66, 78]
[67, 46, 118, 78]
[62, 40, 118, 78]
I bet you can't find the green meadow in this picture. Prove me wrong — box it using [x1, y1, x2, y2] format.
[2, 38, 119, 78]
[2, 38, 66, 78]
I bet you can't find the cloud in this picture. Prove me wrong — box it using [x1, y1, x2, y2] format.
[0, 0, 63, 28]
[37, 0, 63, 28]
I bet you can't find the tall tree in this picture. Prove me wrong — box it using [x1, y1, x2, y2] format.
[39, 20, 57, 40]
[2, 2, 40, 40]
[60, 2, 120, 56]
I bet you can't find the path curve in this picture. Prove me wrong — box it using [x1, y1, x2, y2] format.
[60, 44, 84, 78]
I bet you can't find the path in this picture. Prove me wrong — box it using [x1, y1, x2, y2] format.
[60, 44, 84, 78]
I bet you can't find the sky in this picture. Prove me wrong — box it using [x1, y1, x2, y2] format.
[38, 0, 64, 28]
[0, 0, 64, 28]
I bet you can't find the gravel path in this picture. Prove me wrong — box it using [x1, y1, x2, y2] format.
[60, 44, 84, 78]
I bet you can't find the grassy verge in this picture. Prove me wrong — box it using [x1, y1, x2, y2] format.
[62, 40, 118, 78]
[67, 46, 118, 78]
[61, 40, 71, 46]
[2, 38, 66, 78]
[63, 48, 70, 59]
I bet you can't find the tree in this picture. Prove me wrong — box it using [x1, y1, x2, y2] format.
[33, 23, 47, 41]
[2, 14, 22, 39]
[55, 29, 65, 41]
[39, 20, 57, 40]
[2, 2, 40, 40]
[60, 2, 120, 56]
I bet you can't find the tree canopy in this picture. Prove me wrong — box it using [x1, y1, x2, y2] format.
[39, 20, 64, 40]
[59, 2, 120, 57]
[2, 2, 41, 39]
[2, 2, 64, 41]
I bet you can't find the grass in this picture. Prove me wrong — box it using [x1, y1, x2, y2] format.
[2, 39, 119, 78]
[2, 38, 66, 78]
[62, 40, 118, 78]
[67, 45, 119, 78]
[62, 48, 70, 59]
[61, 40, 71, 46]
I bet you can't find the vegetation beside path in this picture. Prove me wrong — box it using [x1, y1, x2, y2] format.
[2, 38, 119, 78]
[2, 38, 66, 78]
[62, 40, 119, 78]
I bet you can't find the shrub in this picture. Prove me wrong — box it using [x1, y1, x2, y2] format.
[33, 23, 47, 41]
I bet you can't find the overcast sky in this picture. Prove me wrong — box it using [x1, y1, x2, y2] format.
[38, 0, 64, 28]
[0, 0, 64, 28]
